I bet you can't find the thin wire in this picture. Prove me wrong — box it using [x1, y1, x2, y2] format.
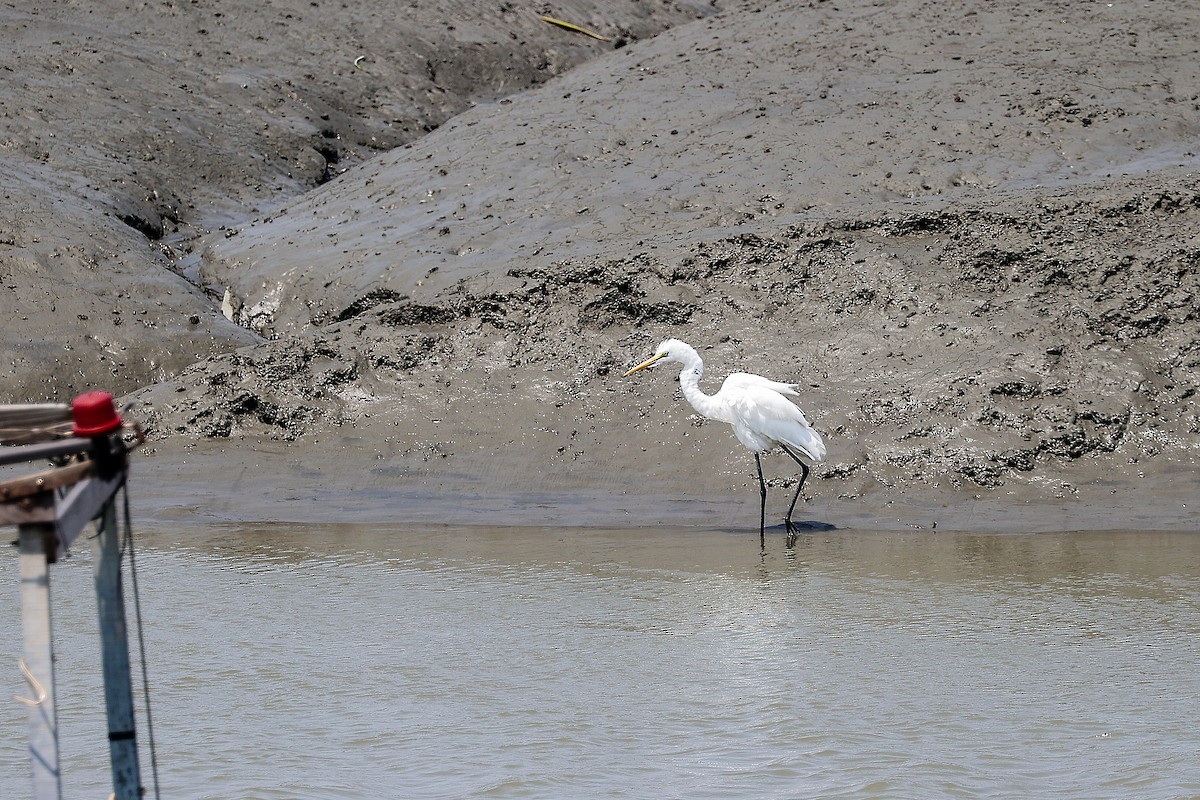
[12, 658, 47, 707]
[122, 486, 162, 800]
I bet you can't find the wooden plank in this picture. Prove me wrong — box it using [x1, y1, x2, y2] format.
[0, 404, 70, 426]
[0, 503, 58, 526]
[0, 463, 95, 528]
[0, 404, 72, 445]
[0, 438, 93, 468]
[0, 462, 94, 503]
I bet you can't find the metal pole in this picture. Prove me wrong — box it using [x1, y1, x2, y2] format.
[17, 519, 63, 800]
[91, 501, 142, 799]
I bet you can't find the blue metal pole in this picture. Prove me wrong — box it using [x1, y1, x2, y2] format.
[91, 501, 142, 799]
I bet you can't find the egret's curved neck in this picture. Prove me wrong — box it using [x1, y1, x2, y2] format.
[675, 351, 725, 421]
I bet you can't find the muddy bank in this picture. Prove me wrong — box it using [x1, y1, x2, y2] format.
[1, 0, 710, 399]
[129, 172, 1200, 531]
[4, 0, 1200, 531]
[203, 0, 1200, 336]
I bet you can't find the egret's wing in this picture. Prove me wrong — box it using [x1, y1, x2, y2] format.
[721, 371, 801, 397]
[728, 384, 826, 463]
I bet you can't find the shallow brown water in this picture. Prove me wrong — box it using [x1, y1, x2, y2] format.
[3, 524, 1199, 798]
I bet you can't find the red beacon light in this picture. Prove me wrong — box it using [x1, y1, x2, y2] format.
[72, 391, 124, 437]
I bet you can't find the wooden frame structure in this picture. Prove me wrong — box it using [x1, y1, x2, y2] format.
[1, 396, 145, 800]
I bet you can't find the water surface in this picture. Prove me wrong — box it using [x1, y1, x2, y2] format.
[2, 525, 1199, 799]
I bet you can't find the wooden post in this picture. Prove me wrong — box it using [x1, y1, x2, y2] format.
[91, 501, 143, 800]
[17, 517, 63, 800]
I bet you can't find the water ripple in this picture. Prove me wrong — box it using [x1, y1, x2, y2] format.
[2, 526, 1199, 798]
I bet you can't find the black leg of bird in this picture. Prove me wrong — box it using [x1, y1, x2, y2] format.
[753, 452, 767, 548]
[779, 444, 811, 533]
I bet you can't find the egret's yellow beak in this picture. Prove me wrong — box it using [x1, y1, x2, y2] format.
[623, 351, 667, 377]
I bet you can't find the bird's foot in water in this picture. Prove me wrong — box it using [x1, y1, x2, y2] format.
[784, 518, 837, 538]
[783, 519, 799, 549]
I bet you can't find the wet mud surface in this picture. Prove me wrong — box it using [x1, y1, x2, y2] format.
[3, 0, 1198, 531]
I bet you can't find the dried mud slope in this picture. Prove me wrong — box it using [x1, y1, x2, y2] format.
[203, 0, 1200, 336]
[125, 0, 1200, 527]
[0, 0, 711, 401]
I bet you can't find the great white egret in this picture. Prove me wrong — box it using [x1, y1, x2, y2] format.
[624, 338, 825, 541]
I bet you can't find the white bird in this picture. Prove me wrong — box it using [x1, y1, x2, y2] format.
[624, 338, 825, 541]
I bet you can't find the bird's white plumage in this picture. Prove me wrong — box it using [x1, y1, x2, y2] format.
[624, 338, 825, 463]
[721, 372, 800, 396]
[624, 337, 826, 538]
[727, 384, 825, 462]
